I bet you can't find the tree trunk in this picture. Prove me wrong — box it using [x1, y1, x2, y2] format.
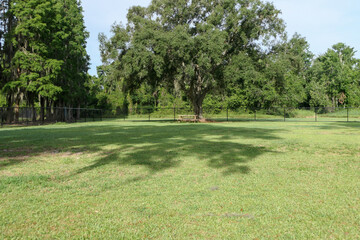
[189, 65, 210, 120]
[40, 96, 45, 123]
[45, 98, 52, 121]
[68, 107, 73, 122]
[77, 103, 81, 120]
[191, 94, 206, 119]
[6, 94, 14, 123]
[32, 104, 36, 122]
[14, 98, 20, 123]
[59, 101, 64, 122]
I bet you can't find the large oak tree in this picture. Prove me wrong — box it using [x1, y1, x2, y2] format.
[100, 0, 284, 118]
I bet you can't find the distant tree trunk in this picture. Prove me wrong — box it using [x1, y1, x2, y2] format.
[14, 98, 20, 123]
[67, 106, 73, 122]
[59, 101, 64, 122]
[77, 103, 81, 120]
[45, 98, 52, 121]
[54, 101, 60, 122]
[6, 94, 14, 123]
[32, 104, 36, 122]
[40, 96, 45, 122]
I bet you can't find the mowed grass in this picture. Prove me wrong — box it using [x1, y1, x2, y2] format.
[0, 120, 360, 239]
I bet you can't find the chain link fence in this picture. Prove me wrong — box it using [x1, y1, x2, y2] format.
[0, 107, 102, 127]
[2, 106, 359, 127]
[101, 106, 360, 122]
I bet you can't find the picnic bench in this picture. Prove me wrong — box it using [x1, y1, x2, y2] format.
[178, 115, 199, 122]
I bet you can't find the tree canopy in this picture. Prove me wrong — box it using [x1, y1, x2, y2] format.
[97, 0, 360, 116]
[0, 0, 89, 115]
[99, 0, 285, 117]
[2, 0, 360, 117]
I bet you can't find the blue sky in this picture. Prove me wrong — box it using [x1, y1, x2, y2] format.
[82, 0, 360, 76]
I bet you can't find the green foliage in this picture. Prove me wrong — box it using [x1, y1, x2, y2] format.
[224, 34, 311, 109]
[86, 65, 128, 110]
[93, 1, 360, 113]
[203, 94, 225, 113]
[0, 93, 6, 107]
[0, 0, 89, 109]
[99, 0, 285, 117]
[308, 43, 360, 107]
[4, 0, 359, 113]
[307, 80, 332, 107]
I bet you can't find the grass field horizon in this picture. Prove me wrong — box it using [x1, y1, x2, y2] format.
[1, 120, 359, 239]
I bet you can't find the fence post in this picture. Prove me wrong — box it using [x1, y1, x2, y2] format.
[21, 107, 23, 123]
[0, 108, 3, 127]
[227, 107, 229, 122]
[93, 110, 95, 122]
[347, 107, 349, 122]
[26, 107, 29, 125]
[78, 107, 80, 122]
[85, 109, 87, 122]
[315, 108, 317, 122]
[284, 107, 286, 122]
[173, 107, 176, 121]
[40, 106, 44, 124]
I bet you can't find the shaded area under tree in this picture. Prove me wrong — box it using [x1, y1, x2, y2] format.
[0, 123, 282, 179]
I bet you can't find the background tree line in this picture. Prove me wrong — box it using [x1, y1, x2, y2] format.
[1, 0, 360, 119]
[0, 0, 89, 121]
[92, 0, 360, 117]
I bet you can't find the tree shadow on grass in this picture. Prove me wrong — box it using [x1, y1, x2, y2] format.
[0, 123, 282, 178]
[0, 159, 26, 169]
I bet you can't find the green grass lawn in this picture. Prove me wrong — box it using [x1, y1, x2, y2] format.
[1, 121, 360, 239]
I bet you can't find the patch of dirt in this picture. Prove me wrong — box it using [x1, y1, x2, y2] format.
[210, 186, 219, 191]
[223, 213, 255, 219]
[179, 118, 226, 123]
[200, 212, 255, 219]
[1, 148, 35, 153]
[54, 151, 84, 157]
[199, 119, 225, 123]
[0, 156, 27, 162]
